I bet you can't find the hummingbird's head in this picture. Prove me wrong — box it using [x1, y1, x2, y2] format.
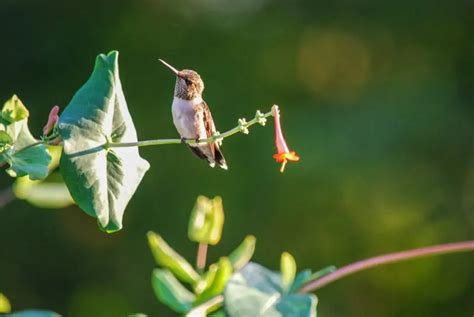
[159, 59, 205, 100]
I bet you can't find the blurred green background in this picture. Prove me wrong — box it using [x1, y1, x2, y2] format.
[1, 0, 473, 316]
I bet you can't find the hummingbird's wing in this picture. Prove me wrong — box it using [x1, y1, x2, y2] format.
[201, 102, 227, 169]
[201, 102, 216, 148]
[190, 101, 227, 169]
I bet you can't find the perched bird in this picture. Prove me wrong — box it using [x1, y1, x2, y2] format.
[159, 59, 227, 169]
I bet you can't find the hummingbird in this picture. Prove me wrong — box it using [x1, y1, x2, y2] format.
[159, 59, 228, 170]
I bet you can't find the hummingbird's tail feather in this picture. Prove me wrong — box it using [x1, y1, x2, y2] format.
[214, 146, 228, 170]
[187, 144, 227, 170]
[187, 145, 218, 168]
[187, 145, 208, 160]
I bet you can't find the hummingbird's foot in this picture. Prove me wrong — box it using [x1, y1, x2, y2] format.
[180, 137, 187, 144]
[195, 137, 201, 144]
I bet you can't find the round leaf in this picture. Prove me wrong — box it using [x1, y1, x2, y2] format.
[224, 263, 317, 317]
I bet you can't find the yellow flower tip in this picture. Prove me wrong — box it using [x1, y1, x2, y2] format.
[273, 152, 300, 163]
[273, 151, 300, 172]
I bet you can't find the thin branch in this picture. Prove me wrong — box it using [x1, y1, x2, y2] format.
[299, 240, 474, 293]
[15, 140, 45, 153]
[107, 109, 273, 149]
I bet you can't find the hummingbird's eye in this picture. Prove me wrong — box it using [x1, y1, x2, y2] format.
[184, 79, 192, 85]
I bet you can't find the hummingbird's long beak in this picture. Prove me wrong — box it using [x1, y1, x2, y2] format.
[159, 59, 180, 76]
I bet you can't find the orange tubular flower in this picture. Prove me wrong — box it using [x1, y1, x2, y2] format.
[272, 105, 300, 172]
[43, 105, 60, 135]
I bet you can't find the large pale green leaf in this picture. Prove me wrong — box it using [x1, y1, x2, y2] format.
[0, 95, 51, 180]
[58, 51, 150, 232]
[152, 269, 196, 314]
[224, 263, 317, 317]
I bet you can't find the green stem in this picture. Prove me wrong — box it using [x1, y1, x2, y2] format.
[299, 240, 474, 293]
[107, 109, 273, 149]
[16, 140, 44, 153]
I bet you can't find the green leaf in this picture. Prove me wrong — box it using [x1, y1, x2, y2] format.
[13, 146, 74, 209]
[13, 174, 73, 208]
[3, 146, 51, 180]
[273, 295, 317, 317]
[0, 293, 11, 313]
[309, 265, 337, 281]
[288, 270, 312, 294]
[147, 231, 200, 285]
[288, 266, 336, 293]
[58, 51, 150, 232]
[208, 310, 227, 317]
[187, 296, 225, 317]
[1, 94, 29, 123]
[0, 131, 13, 148]
[188, 196, 224, 245]
[196, 257, 232, 304]
[280, 252, 296, 293]
[152, 269, 195, 314]
[195, 265, 219, 295]
[7, 311, 61, 317]
[224, 263, 317, 317]
[0, 96, 51, 180]
[228, 235, 256, 271]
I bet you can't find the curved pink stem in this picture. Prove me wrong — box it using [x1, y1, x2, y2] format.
[299, 240, 474, 293]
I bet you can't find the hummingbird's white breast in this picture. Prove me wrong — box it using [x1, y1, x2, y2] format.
[171, 96, 205, 141]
